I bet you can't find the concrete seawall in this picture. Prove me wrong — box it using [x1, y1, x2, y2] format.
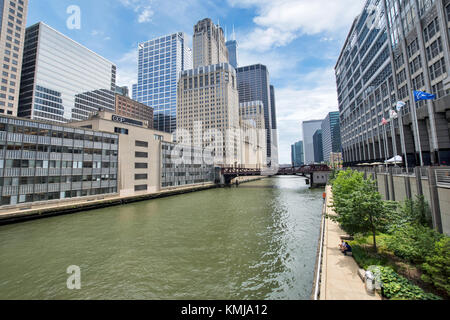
[0, 177, 267, 225]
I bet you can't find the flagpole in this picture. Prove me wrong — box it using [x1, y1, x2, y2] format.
[398, 111, 409, 173]
[411, 92, 424, 167]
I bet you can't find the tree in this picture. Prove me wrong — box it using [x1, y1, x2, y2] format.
[331, 172, 388, 252]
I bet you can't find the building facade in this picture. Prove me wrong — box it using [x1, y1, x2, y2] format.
[177, 63, 240, 166]
[291, 140, 304, 167]
[0, 0, 28, 116]
[239, 101, 266, 130]
[72, 110, 173, 196]
[313, 129, 324, 163]
[0, 114, 119, 206]
[302, 120, 323, 164]
[321, 111, 342, 163]
[18, 22, 116, 123]
[115, 93, 153, 129]
[193, 18, 229, 69]
[115, 86, 129, 97]
[236, 64, 274, 166]
[161, 142, 215, 188]
[134, 32, 192, 133]
[336, 0, 450, 166]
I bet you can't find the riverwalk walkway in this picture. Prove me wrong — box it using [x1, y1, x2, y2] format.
[320, 185, 381, 300]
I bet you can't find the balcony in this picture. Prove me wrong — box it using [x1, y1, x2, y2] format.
[84, 154, 93, 161]
[51, 137, 63, 146]
[94, 142, 102, 149]
[34, 184, 48, 193]
[3, 168, 20, 177]
[22, 151, 36, 159]
[2, 185, 18, 196]
[35, 168, 49, 176]
[72, 182, 82, 190]
[84, 141, 94, 148]
[93, 168, 102, 175]
[7, 133, 23, 143]
[48, 183, 60, 193]
[50, 153, 62, 161]
[101, 181, 110, 188]
[19, 184, 34, 195]
[38, 136, 51, 145]
[36, 152, 49, 160]
[109, 180, 117, 187]
[0, 131, 6, 141]
[93, 155, 102, 162]
[74, 140, 84, 148]
[6, 150, 22, 159]
[61, 168, 73, 176]
[73, 154, 83, 161]
[62, 153, 73, 161]
[23, 134, 38, 144]
[60, 183, 72, 192]
[48, 168, 61, 176]
[63, 139, 74, 147]
[92, 181, 101, 189]
[82, 168, 92, 175]
[21, 168, 35, 177]
[82, 181, 92, 190]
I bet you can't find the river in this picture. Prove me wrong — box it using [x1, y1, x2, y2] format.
[0, 176, 324, 300]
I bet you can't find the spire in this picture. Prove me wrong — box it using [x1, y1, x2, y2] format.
[231, 24, 236, 41]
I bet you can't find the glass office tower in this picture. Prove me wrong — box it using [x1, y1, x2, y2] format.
[291, 140, 304, 167]
[313, 129, 324, 163]
[135, 33, 192, 133]
[18, 22, 116, 123]
[0, 0, 29, 117]
[302, 120, 323, 165]
[236, 64, 273, 165]
[226, 39, 238, 69]
[321, 111, 342, 162]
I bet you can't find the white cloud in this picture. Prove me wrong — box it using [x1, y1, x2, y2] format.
[275, 68, 339, 164]
[119, 0, 154, 23]
[229, 0, 365, 51]
[138, 7, 154, 23]
[115, 49, 138, 94]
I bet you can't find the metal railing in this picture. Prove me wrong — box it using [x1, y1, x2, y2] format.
[313, 199, 327, 300]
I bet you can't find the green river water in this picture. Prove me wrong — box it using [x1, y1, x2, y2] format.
[0, 176, 324, 300]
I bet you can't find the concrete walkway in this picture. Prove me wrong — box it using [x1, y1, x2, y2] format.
[320, 185, 381, 300]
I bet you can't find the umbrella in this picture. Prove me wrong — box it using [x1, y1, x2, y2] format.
[385, 155, 403, 164]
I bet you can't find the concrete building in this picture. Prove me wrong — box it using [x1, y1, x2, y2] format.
[0, 114, 119, 206]
[239, 101, 266, 130]
[321, 111, 342, 163]
[177, 63, 240, 166]
[0, 0, 28, 117]
[115, 93, 153, 129]
[302, 120, 323, 164]
[133, 33, 192, 133]
[193, 18, 229, 68]
[72, 110, 173, 196]
[18, 22, 116, 123]
[291, 140, 304, 167]
[313, 129, 324, 163]
[336, 0, 450, 167]
[236, 64, 274, 166]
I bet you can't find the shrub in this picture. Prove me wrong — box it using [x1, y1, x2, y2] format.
[385, 224, 443, 264]
[385, 196, 432, 232]
[368, 266, 441, 300]
[421, 237, 450, 296]
[351, 245, 388, 270]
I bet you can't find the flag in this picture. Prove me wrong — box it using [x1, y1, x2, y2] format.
[413, 90, 436, 101]
[396, 101, 406, 112]
[381, 118, 388, 126]
[390, 110, 398, 119]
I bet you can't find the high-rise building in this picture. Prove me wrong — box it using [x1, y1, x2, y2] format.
[0, 0, 28, 116]
[302, 120, 323, 164]
[135, 33, 192, 133]
[115, 86, 129, 97]
[291, 140, 304, 167]
[177, 63, 240, 165]
[336, 0, 450, 166]
[193, 18, 229, 68]
[225, 26, 238, 69]
[239, 101, 265, 130]
[313, 129, 324, 163]
[18, 22, 116, 123]
[321, 111, 342, 163]
[269, 85, 279, 166]
[115, 94, 154, 129]
[236, 64, 273, 165]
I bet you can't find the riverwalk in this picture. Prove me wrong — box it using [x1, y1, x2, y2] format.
[319, 185, 381, 300]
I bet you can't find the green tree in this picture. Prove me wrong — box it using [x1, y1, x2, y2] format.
[331, 173, 388, 252]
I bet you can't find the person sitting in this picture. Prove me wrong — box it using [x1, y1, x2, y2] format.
[339, 241, 352, 255]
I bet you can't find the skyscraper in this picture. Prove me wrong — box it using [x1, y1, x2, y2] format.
[321, 111, 342, 163]
[270, 85, 278, 166]
[313, 129, 324, 163]
[302, 120, 323, 164]
[225, 26, 238, 69]
[135, 33, 192, 133]
[0, 0, 28, 116]
[193, 18, 229, 68]
[336, 0, 450, 166]
[291, 140, 304, 167]
[236, 64, 273, 166]
[18, 22, 116, 123]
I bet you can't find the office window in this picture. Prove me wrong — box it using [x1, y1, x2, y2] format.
[114, 127, 128, 135]
[135, 163, 148, 169]
[134, 184, 148, 191]
[135, 174, 148, 180]
[135, 152, 148, 158]
[135, 140, 148, 148]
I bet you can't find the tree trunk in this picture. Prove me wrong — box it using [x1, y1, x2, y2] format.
[372, 226, 377, 253]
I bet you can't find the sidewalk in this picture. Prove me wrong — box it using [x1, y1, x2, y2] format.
[320, 185, 381, 300]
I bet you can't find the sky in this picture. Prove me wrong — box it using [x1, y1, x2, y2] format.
[27, 0, 366, 164]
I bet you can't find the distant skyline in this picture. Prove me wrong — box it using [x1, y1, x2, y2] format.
[26, 0, 365, 163]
